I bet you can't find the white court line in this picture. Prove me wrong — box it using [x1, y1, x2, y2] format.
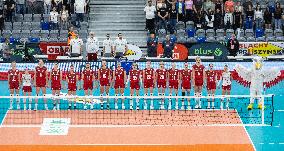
[1, 124, 270, 128]
[236, 111, 257, 151]
[276, 110, 284, 112]
[269, 143, 275, 145]
[279, 143, 284, 145]
[0, 110, 9, 128]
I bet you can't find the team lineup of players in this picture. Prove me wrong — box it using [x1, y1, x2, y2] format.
[8, 57, 233, 110]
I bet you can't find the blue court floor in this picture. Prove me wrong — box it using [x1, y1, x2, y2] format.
[0, 80, 283, 151]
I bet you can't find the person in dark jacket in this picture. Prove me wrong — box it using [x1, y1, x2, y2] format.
[227, 34, 239, 56]
[147, 32, 158, 57]
[162, 35, 175, 58]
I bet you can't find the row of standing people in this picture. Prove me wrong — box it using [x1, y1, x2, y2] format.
[8, 58, 232, 110]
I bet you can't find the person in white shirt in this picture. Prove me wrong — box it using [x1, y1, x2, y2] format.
[69, 33, 83, 57]
[114, 33, 128, 58]
[254, 5, 263, 29]
[103, 34, 113, 57]
[86, 32, 99, 61]
[44, 0, 51, 14]
[218, 65, 232, 110]
[75, 0, 86, 28]
[205, 9, 214, 29]
[22, 68, 33, 110]
[224, 9, 233, 29]
[144, 1, 156, 31]
[50, 7, 59, 30]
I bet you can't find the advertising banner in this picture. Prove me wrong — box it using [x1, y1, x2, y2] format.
[157, 43, 189, 60]
[124, 44, 142, 61]
[39, 42, 69, 60]
[238, 42, 284, 57]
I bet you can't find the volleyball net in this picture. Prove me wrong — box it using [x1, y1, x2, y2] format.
[0, 94, 274, 127]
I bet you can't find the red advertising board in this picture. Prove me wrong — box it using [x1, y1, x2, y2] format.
[39, 42, 70, 60]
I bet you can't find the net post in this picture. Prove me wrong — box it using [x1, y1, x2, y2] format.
[261, 95, 265, 125]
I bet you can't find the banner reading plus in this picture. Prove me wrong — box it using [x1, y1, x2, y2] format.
[187, 42, 229, 61]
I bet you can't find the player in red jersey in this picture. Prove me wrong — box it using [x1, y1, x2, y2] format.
[98, 60, 112, 109]
[49, 63, 62, 110]
[143, 61, 155, 109]
[113, 62, 126, 109]
[168, 62, 180, 110]
[81, 63, 95, 109]
[128, 63, 142, 110]
[156, 61, 167, 109]
[180, 62, 192, 109]
[8, 61, 20, 110]
[34, 59, 48, 110]
[66, 64, 79, 110]
[192, 57, 205, 109]
[205, 64, 218, 109]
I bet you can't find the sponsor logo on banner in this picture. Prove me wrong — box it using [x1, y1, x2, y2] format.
[157, 43, 188, 60]
[238, 42, 284, 57]
[188, 43, 228, 61]
[47, 46, 70, 55]
[40, 118, 70, 135]
[124, 44, 142, 60]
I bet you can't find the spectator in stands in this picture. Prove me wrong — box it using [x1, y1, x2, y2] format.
[274, 2, 283, 29]
[157, 1, 168, 30]
[68, 26, 76, 45]
[185, 0, 194, 22]
[227, 34, 239, 56]
[203, 0, 214, 13]
[205, 8, 214, 29]
[147, 32, 158, 57]
[224, 9, 233, 29]
[114, 33, 128, 58]
[86, 32, 99, 61]
[60, 5, 69, 29]
[74, 0, 86, 28]
[162, 35, 174, 58]
[264, 7, 272, 29]
[245, 5, 254, 29]
[224, 0, 234, 13]
[254, 4, 263, 29]
[176, 0, 185, 22]
[44, 0, 52, 14]
[4, 0, 15, 22]
[50, 7, 59, 30]
[16, 0, 25, 14]
[215, 0, 223, 14]
[0, 9, 4, 32]
[166, 0, 175, 8]
[242, 0, 253, 14]
[214, 8, 223, 29]
[144, 1, 156, 32]
[195, 9, 204, 29]
[193, 0, 203, 13]
[27, 0, 36, 14]
[52, 0, 63, 12]
[69, 32, 83, 57]
[169, 3, 177, 33]
[233, 5, 243, 30]
[102, 34, 113, 57]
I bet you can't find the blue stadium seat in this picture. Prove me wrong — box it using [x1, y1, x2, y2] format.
[187, 28, 195, 38]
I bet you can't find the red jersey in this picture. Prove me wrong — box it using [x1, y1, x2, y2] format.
[168, 69, 179, 81]
[99, 68, 111, 81]
[181, 69, 191, 82]
[156, 69, 167, 83]
[35, 66, 47, 87]
[144, 68, 155, 82]
[51, 69, 61, 90]
[67, 72, 77, 85]
[192, 64, 205, 86]
[114, 68, 125, 82]
[129, 69, 140, 83]
[82, 69, 94, 84]
[206, 70, 217, 84]
[8, 69, 20, 84]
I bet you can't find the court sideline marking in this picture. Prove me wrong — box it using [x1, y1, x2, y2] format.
[0, 110, 9, 128]
[237, 111, 256, 151]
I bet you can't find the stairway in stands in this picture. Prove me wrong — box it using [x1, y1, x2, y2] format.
[89, 0, 147, 47]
